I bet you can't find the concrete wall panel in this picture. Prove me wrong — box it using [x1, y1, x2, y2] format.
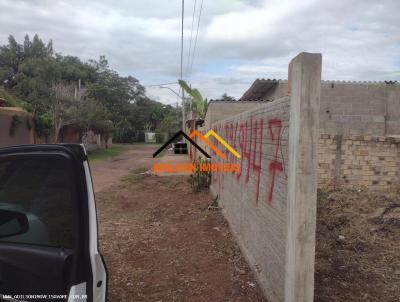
[203, 53, 321, 302]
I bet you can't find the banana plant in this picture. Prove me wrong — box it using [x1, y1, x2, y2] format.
[178, 80, 207, 118]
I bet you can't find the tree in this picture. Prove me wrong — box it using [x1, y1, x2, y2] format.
[220, 93, 235, 101]
[0, 35, 24, 87]
[71, 98, 114, 147]
[0, 33, 181, 144]
[114, 118, 135, 143]
[128, 98, 167, 130]
[86, 57, 146, 125]
[158, 114, 181, 133]
[49, 82, 77, 142]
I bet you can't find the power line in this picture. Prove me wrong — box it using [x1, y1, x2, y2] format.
[144, 82, 178, 87]
[180, 0, 184, 81]
[180, 0, 185, 131]
[189, 0, 204, 77]
[186, 0, 197, 78]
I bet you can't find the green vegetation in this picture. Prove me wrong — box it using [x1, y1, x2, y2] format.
[178, 79, 208, 118]
[0, 87, 31, 110]
[120, 167, 148, 183]
[0, 34, 182, 143]
[190, 158, 211, 192]
[87, 144, 127, 162]
[177, 80, 232, 119]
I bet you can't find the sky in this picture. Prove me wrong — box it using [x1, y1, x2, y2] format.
[0, 0, 399, 105]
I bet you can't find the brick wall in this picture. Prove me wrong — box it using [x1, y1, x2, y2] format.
[318, 134, 400, 189]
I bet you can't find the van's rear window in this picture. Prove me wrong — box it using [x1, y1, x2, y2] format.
[0, 156, 76, 248]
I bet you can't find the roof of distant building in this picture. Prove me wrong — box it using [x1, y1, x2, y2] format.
[240, 78, 399, 101]
[240, 79, 286, 101]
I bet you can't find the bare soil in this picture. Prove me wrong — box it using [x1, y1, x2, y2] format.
[92, 145, 400, 301]
[314, 187, 400, 302]
[90, 144, 157, 193]
[92, 145, 267, 301]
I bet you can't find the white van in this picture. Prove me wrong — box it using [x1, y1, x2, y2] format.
[0, 144, 107, 302]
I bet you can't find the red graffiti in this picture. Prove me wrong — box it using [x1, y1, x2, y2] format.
[252, 118, 263, 204]
[212, 116, 284, 206]
[218, 124, 224, 191]
[268, 118, 283, 203]
[233, 122, 239, 168]
[236, 122, 245, 181]
[228, 123, 234, 162]
[211, 126, 219, 184]
[243, 119, 252, 183]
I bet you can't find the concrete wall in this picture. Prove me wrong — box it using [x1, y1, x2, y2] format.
[234, 80, 400, 190]
[199, 53, 321, 302]
[248, 81, 400, 136]
[204, 101, 266, 130]
[61, 127, 112, 151]
[61, 126, 81, 143]
[320, 82, 400, 136]
[210, 97, 291, 302]
[318, 134, 400, 189]
[0, 107, 35, 148]
[82, 130, 112, 151]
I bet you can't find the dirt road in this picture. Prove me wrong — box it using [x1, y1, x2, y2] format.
[91, 144, 266, 302]
[90, 144, 156, 193]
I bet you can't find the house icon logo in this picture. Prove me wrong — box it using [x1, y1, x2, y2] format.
[152, 130, 240, 159]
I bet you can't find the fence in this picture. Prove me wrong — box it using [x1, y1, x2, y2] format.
[197, 53, 321, 302]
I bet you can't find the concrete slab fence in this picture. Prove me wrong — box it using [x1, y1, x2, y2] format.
[198, 52, 322, 302]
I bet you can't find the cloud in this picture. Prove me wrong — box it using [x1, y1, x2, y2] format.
[0, 0, 399, 102]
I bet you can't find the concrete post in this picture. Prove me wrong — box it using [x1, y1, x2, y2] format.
[285, 52, 322, 302]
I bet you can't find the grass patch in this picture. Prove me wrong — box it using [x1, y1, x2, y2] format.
[87, 144, 127, 162]
[121, 167, 148, 183]
[159, 176, 183, 188]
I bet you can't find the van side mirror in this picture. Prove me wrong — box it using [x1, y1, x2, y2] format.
[0, 209, 29, 239]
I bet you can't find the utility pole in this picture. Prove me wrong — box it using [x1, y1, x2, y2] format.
[180, 0, 185, 132]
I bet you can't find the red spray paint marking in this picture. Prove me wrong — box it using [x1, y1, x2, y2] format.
[233, 122, 238, 147]
[218, 124, 224, 191]
[228, 123, 234, 163]
[211, 126, 219, 184]
[243, 119, 252, 183]
[252, 118, 264, 204]
[233, 122, 239, 168]
[224, 123, 230, 160]
[268, 118, 284, 203]
[236, 122, 245, 181]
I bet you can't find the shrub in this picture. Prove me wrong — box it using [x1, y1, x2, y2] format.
[190, 158, 211, 192]
[155, 132, 165, 143]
